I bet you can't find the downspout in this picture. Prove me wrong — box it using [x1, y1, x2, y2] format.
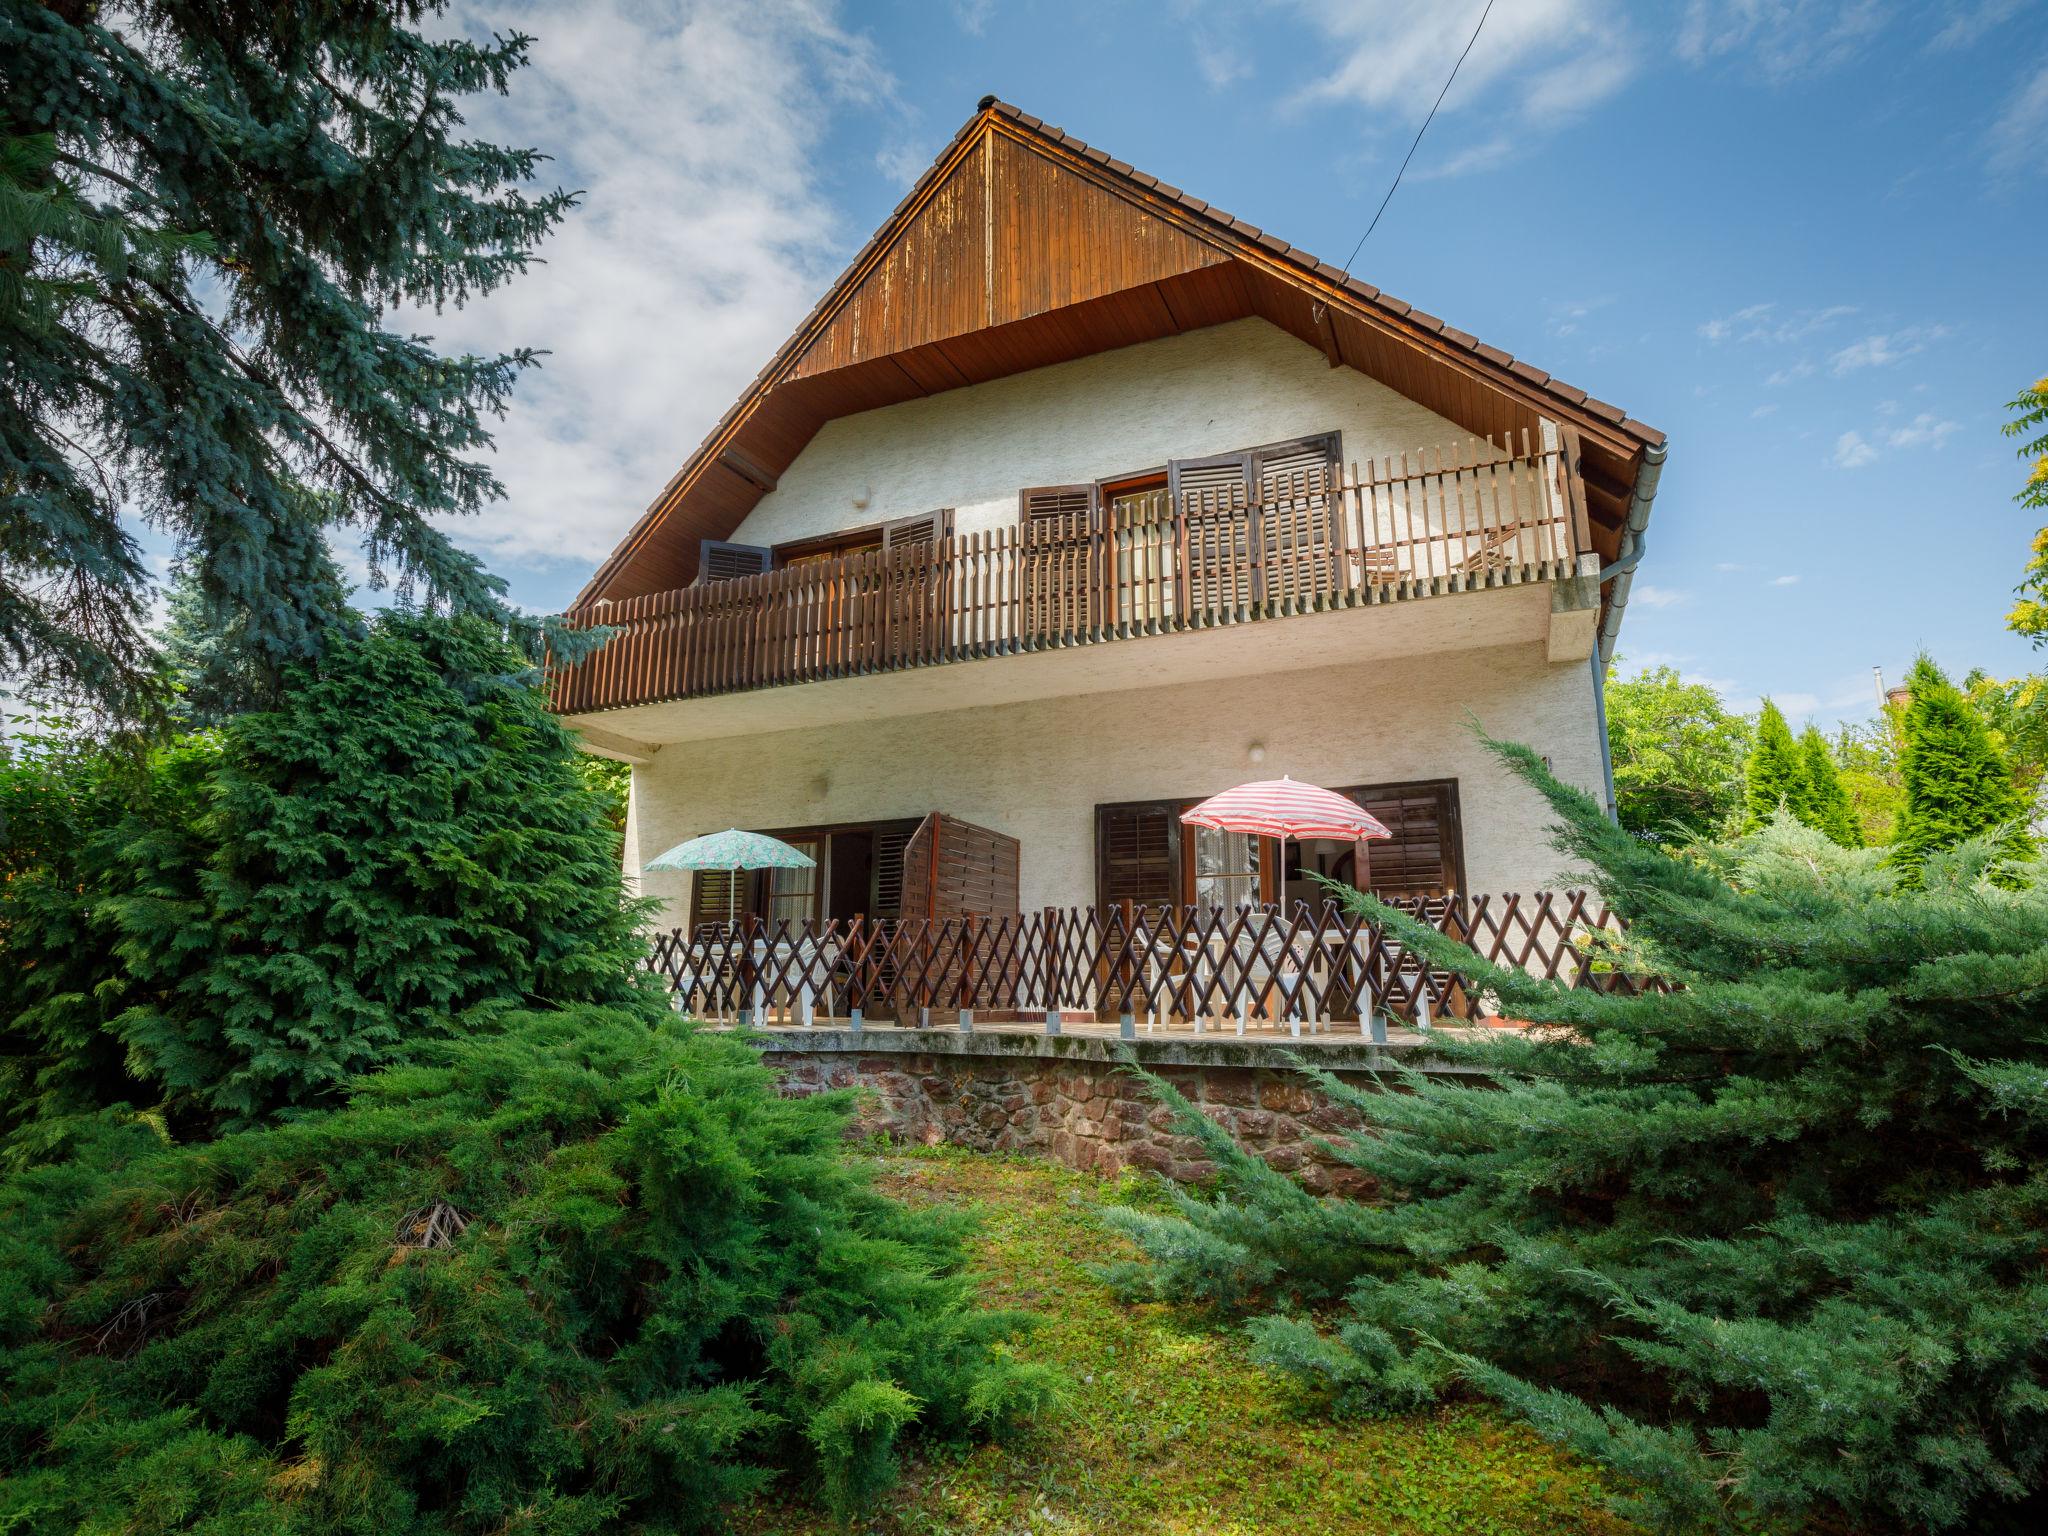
[1590, 650, 1618, 820]
[1590, 440, 1667, 822]
[1594, 440, 1667, 668]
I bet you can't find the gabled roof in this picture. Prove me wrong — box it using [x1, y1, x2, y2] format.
[579, 97, 1664, 609]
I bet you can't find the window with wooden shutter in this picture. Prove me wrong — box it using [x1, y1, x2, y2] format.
[1167, 452, 1251, 617]
[878, 511, 950, 657]
[690, 867, 751, 930]
[1167, 435, 1340, 616]
[1019, 485, 1099, 642]
[1253, 434, 1341, 609]
[697, 539, 774, 584]
[1343, 779, 1465, 898]
[1095, 800, 1181, 912]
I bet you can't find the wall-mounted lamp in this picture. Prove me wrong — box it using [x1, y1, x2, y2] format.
[1247, 741, 1267, 765]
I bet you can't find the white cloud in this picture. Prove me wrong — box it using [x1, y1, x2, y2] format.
[1699, 301, 1856, 344]
[1676, 0, 1891, 81]
[1715, 561, 1750, 572]
[1770, 573, 1804, 586]
[1194, 31, 1254, 88]
[1829, 324, 1951, 374]
[1832, 430, 1877, 468]
[397, 0, 902, 583]
[1988, 63, 2048, 178]
[953, 0, 995, 35]
[1282, 0, 1638, 174]
[1765, 360, 1816, 386]
[1546, 296, 1612, 338]
[1750, 402, 1778, 418]
[1883, 412, 1960, 450]
[875, 140, 931, 186]
[1630, 584, 1691, 609]
[1931, 0, 2029, 51]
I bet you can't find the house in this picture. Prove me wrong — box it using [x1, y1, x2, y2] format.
[552, 98, 1666, 999]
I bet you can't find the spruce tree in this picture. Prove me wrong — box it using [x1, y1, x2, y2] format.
[2, 3, 577, 719]
[1113, 736, 2048, 1534]
[1, 615, 651, 1143]
[1741, 697, 1810, 830]
[1798, 723, 1863, 847]
[1892, 654, 2032, 882]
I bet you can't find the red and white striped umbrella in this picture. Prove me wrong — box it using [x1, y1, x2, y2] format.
[1179, 776, 1392, 842]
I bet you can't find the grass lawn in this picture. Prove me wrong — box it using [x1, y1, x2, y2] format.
[738, 1145, 1635, 1536]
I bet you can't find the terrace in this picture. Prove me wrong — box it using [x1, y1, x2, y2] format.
[645, 890, 1653, 1042]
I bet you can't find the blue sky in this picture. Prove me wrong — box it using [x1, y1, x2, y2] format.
[406, 0, 2048, 729]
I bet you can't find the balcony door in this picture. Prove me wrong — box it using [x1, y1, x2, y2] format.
[1167, 433, 1341, 619]
[771, 512, 949, 670]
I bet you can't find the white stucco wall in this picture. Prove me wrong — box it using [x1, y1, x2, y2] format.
[730, 317, 1485, 549]
[626, 638, 1604, 931]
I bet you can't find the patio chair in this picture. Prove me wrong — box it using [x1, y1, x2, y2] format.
[1457, 522, 1525, 576]
[1345, 544, 1402, 587]
[1167, 923, 1318, 1038]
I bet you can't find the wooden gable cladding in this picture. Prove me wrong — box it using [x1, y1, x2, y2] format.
[575, 99, 1662, 612]
[787, 129, 1230, 382]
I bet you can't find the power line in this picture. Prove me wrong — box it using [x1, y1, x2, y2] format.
[1338, 0, 1497, 279]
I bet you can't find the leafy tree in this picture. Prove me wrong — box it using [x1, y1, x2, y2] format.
[1798, 723, 1863, 847]
[1965, 668, 2048, 808]
[2, 2, 578, 721]
[1741, 697, 1809, 830]
[2006, 376, 2048, 642]
[0, 1007, 1059, 1531]
[1, 615, 650, 1147]
[1892, 655, 2032, 882]
[1602, 661, 1750, 843]
[576, 751, 633, 850]
[1112, 738, 2048, 1534]
[1832, 715, 1905, 846]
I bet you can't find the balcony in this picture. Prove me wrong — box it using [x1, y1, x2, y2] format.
[550, 434, 1597, 722]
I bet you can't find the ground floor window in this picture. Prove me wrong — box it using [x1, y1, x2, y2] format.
[1094, 778, 1464, 910]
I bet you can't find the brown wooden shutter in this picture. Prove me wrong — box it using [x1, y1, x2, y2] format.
[880, 510, 948, 549]
[697, 539, 773, 584]
[1095, 800, 1181, 912]
[870, 820, 917, 917]
[1252, 434, 1340, 609]
[1019, 485, 1099, 643]
[1168, 453, 1252, 617]
[879, 511, 950, 657]
[689, 867, 752, 929]
[1345, 779, 1464, 898]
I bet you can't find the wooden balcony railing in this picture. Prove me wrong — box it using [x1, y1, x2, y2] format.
[554, 431, 1591, 715]
[644, 891, 1656, 1038]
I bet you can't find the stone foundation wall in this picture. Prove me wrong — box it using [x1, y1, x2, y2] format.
[758, 1032, 1465, 1195]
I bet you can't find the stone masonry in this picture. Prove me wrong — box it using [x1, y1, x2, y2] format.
[756, 1030, 1474, 1196]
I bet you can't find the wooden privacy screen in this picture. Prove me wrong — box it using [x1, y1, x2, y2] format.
[902, 812, 1021, 919]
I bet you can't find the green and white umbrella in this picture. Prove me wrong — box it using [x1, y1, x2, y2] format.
[646, 829, 816, 927]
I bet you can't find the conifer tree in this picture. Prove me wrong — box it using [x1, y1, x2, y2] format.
[0, 1008, 1059, 1528]
[1892, 654, 2032, 881]
[1741, 697, 1810, 830]
[1799, 723, 1863, 846]
[2, 2, 576, 720]
[1, 615, 651, 1145]
[1113, 736, 2048, 1534]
